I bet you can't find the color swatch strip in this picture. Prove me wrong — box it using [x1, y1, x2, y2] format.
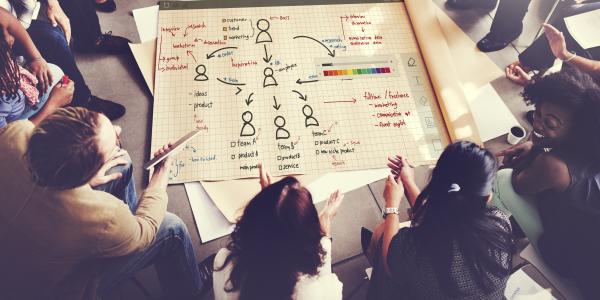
[323, 67, 391, 77]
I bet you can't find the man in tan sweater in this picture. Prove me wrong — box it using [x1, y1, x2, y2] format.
[0, 107, 213, 300]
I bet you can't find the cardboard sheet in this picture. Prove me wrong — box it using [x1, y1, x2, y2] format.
[467, 84, 520, 142]
[521, 244, 583, 300]
[565, 9, 600, 49]
[184, 182, 235, 243]
[151, 1, 450, 183]
[129, 39, 157, 95]
[505, 269, 556, 300]
[131, 0, 506, 223]
[132, 5, 159, 43]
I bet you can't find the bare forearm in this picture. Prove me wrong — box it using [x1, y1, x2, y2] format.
[403, 180, 420, 207]
[1, 8, 42, 60]
[566, 55, 600, 77]
[28, 102, 58, 125]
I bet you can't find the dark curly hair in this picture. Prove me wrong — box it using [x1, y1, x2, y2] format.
[0, 38, 21, 102]
[216, 176, 325, 300]
[523, 67, 600, 164]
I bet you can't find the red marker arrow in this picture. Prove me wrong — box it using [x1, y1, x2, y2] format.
[186, 50, 197, 63]
[324, 98, 357, 104]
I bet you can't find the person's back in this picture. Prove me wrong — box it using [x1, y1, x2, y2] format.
[368, 208, 511, 300]
[0, 110, 167, 299]
[213, 171, 344, 300]
[537, 149, 600, 296]
[366, 142, 514, 300]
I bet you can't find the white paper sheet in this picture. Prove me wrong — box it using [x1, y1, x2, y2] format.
[466, 83, 520, 142]
[307, 169, 389, 203]
[505, 269, 556, 300]
[565, 9, 600, 49]
[520, 244, 583, 300]
[128, 39, 156, 95]
[184, 182, 235, 243]
[132, 5, 159, 43]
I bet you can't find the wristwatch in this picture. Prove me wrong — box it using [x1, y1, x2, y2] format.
[382, 207, 399, 219]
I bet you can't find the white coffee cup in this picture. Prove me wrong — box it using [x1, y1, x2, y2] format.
[507, 125, 526, 145]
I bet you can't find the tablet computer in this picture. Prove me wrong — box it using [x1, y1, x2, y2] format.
[144, 129, 202, 170]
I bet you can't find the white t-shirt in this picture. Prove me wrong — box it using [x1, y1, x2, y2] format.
[0, 0, 36, 29]
[213, 237, 343, 300]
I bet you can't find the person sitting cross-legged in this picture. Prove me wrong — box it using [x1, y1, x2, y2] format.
[495, 69, 600, 299]
[365, 141, 515, 300]
[0, 107, 214, 300]
[213, 164, 344, 300]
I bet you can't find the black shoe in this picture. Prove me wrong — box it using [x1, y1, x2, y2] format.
[92, 32, 131, 55]
[477, 33, 517, 52]
[509, 215, 526, 239]
[446, 0, 497, 10]
[525, 110, 534, 125]
[198, 254, 216, 294]
[86, 96, 126, 120]
[361, 227, 373, 255]
[94, 0, 116, 12]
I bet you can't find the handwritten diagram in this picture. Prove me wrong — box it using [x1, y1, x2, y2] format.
[152, 2, 449, 183]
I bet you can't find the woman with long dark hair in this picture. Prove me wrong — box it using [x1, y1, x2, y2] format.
[213, 165, 344, 300]
[366, 141, 515, 299]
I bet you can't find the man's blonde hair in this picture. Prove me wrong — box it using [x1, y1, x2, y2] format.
[27, 107, 103, 189]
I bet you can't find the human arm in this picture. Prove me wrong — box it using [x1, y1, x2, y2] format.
[543, 23, 600, 76]
[381, 175, 404, 276]
[496, 140, 544, 170]
[319, 190, 344, 237]
[0, 8, 51, 92]
[258, 162, 273, 189]
[95, 145, 173, 256]
[45, 0, 71, 44]
[511, 152, 570, 195]
[506, 61, 533, 86]
[387, 155, 420, 207]
[28, 79, 74, 125]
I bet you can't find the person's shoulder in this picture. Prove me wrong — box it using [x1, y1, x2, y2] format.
[295, 272, 343, 300]
[485, 207, 511, 232]
[0, 120, 34, 151]
[533, 152, 571, 187]
[0, 119, 34, 135]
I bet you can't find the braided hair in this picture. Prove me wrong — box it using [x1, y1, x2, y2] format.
[0, 38, 21, 102]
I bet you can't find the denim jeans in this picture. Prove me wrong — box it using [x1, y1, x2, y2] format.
[2, 63, 63, 128]
[57, 0, 102, 49]
[93, 154, 204, 299]
[25, 20, 91, 107]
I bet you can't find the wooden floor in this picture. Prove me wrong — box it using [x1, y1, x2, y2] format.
[76, 0, 557, 298]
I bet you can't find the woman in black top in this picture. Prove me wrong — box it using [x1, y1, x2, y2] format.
[496, 69, 600, 299]
[366, 141, 515, 299]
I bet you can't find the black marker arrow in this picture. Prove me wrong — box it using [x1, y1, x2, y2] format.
[263, 44, 272, 63]
[206, 47, 238, 59]
[272, 96, 281, 110]
[236, 87, 242, 95]
[217, 78, 246, 86]
[292, 90, 307, 101]
[293, 35, 335, 57]
[245, 93, 254, 106]
[296, 79, 319, 85]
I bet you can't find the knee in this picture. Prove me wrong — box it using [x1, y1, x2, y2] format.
[47, 63, 64, 87]
[161, 213, 190, 240]
[106, 151, 133, 181]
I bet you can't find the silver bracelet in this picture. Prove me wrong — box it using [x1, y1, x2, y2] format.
[564, 51, 577, 62]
